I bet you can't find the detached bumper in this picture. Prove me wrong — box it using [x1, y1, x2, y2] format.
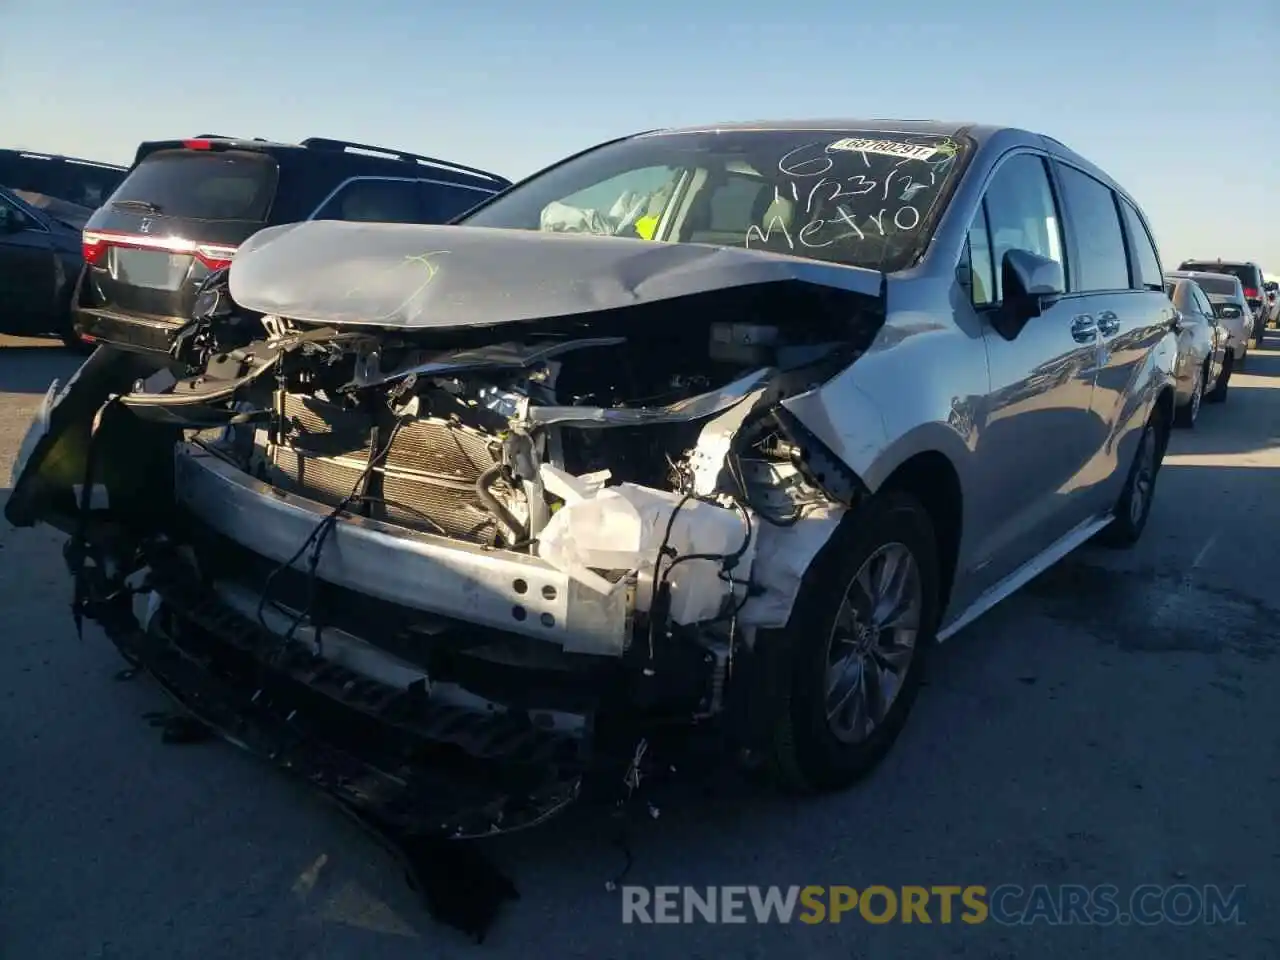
[96, 550, 586, 839]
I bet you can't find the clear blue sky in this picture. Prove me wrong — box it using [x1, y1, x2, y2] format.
[2, 0, 1276, 272]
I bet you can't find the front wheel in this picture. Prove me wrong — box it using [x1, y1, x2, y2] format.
[1096, 413, 1165, 549]
[759, 491, 939, 792]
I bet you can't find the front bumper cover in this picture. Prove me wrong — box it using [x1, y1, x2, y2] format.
[92, 544, 586, 839]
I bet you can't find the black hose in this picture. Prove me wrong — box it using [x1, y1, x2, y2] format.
[475, 463, 528, 546]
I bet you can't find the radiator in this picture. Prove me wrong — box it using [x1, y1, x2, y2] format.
[267, 393, 508, 544]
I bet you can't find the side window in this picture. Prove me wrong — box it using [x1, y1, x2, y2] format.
[0, 195, 33, 232]
[417, 182, 491, 223]
[967, 206, 995, 306]
[313, 178, 424, 224]
[1054, 164, 1130, 292]
[1118, 199, 1163, 290]
[981, 153, 1064, 302]
[1191, 285, 1214, 318]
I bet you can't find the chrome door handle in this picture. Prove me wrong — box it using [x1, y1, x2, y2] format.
[1096, 311, 1120, 336]
[1071, 314, 1098, 343]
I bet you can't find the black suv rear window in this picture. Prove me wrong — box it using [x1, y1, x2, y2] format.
[110, 149, 279, 221]
[1179, 261, 1261, 292]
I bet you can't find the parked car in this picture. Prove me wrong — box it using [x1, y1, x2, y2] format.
[1264, 280, 1278, 328]
[73, 136, 512, 356]
[7, 120, 1178, 838]
[1177, 259, 1267, 346]
[1163, 275, 1227, 424]
[0, 185, 94, 346]
[1166, 269, 1250, 396]
[0, 148, 127, 210]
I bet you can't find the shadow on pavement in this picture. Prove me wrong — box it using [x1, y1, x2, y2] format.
[0, 340, 86, 395]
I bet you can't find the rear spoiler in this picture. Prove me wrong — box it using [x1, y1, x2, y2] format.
[131, 137, 280, 166]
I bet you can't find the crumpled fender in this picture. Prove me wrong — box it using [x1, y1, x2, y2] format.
[5, 347, 161, 531]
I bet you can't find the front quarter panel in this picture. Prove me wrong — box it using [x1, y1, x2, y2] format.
[781, 276, 986, 491]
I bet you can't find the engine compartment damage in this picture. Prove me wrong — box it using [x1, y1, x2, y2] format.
[6, 222, 887, 849]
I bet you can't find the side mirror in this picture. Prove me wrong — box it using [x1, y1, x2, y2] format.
[0, 211, 26, 234]
[1221, 305, 1242, 320]
[992, 249, 1065, 340]
[1169, 310, 1184, 333]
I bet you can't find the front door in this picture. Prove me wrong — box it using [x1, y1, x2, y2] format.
[964, 151, 1103, 598]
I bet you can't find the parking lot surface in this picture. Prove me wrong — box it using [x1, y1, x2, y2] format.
[1, 334, 1277, 959]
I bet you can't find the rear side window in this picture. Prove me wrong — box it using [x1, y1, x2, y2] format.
[109, 150, 278, 220]
[419, 182, 493, 223]
[1118, 200, 1163, 291]
[1054, 164, 1129, 292]
[313, 178, 426, 223]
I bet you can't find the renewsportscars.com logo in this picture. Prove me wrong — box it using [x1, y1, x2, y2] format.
[621, 884, 1246, 926]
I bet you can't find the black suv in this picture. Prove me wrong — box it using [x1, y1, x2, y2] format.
[1177, 258, 1268, 345]
[0, 148, 127, 209]
[73, 136, 511, 355]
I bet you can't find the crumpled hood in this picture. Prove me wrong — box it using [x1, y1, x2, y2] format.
[227, 219, 882, 330]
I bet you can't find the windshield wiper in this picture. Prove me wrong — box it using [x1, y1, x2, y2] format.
[111, 199, 163, 214]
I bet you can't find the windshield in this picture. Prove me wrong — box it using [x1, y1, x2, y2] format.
[0, 154, 124, 209]
[460, 128, 968, 272]
[10, 189, 93, 230]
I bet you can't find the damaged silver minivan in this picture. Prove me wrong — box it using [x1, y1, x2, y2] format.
[7, 120, 1178, 836]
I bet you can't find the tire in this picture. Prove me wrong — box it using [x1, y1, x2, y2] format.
[1096, 412, 1165, 549]
[1206, 352, 1232, 404]
[1174, 366, 1205, 428]
[759, 491, 940, 792]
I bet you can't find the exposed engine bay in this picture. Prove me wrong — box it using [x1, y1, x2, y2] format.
[6, 220, 887, 843]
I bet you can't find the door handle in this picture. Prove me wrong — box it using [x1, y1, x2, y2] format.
[1096, 310, 1120, 336]
[1071, 314, 1098, 343]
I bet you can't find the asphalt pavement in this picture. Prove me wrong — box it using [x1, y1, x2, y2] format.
[1, 334, 1277, 959]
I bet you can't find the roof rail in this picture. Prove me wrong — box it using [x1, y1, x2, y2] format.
[13, 150, 125, 170]
[300, 137, 506, 184]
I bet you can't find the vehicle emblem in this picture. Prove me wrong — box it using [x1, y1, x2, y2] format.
[139, 217, 153, 233]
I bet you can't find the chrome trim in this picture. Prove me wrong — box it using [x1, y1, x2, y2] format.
[173, 444, 632, 656]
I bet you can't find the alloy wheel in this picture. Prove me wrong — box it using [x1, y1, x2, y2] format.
[824, 542, 922, 745]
